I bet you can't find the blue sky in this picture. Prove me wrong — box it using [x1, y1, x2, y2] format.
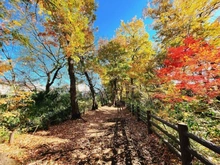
[94, 0, 155, 42]
[94, 0, 220, 43]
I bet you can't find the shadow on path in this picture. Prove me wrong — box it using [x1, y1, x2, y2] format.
[108, 116, 147, 165]
[1, 106, 181, 165]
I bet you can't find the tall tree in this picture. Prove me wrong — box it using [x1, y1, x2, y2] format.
[144, 0, 220, 47]
[0, 0, 66, 92]
[79, 56, 98, 110]
[0, 48, 32, 145]
[20, 28, 66, 93]
[156, 36, 220, 102]
[97, 40, 127, 105]
[37, 0, 96, 119]
[77, 8, 98, 110]
[115, 17, 154, 101]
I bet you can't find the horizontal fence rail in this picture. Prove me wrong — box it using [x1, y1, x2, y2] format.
[151, 114, 178, 131]
[127, 103, 220, 165]
[186, 132, 220, 154]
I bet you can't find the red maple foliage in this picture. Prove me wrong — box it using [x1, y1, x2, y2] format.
[156, 36, 220, 101]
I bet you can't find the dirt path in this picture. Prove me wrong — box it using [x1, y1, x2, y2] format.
[0, 106, 181, 165]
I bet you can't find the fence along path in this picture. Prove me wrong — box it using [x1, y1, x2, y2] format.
[127, 103, 220, 165]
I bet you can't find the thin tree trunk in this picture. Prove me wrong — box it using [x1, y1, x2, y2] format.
[45, 67, 63, 93]
[68, 57, 80, 119]
[112, 78, 117, 106]
[119, 86, 123, 100]
[96, 87, 105, 105]
[9, 129, 16, 145]
[103, 88, 109, 103]
[79, 57, 97, 110]
[101, 87, 109, 105]
[84, 71, 97, 110]
[130, 78, 134, 101]
[126, 84, 129, 99]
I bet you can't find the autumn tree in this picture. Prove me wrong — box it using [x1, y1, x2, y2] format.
[0, 0, 33, 97]
[0, 0, 66, 93]
[0, 0, 33, 87]
[77, 9, 98, 110]
[0, 1, 33, 144]
[37, 0, 96, 119]
[0, 49, 33, 144]
[156, 36, 220, 102]
[144, 0, 220, 48]
[20, 27, 66, 93]
[79, 55, 99, 110]
[143, 0, 220, 107]
[115, 17, 154, 101]
[97, 39, 128, 105]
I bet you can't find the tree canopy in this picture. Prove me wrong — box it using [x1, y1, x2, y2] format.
[144, 0, 220, 48]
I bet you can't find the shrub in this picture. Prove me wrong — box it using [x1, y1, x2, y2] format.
[24, 89, 71, 131]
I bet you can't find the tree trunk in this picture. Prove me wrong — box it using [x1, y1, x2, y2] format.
[119, 86, 123, 100]
[9, 129, 16, 145]
[126, 84, 129, 99]
[103, 88, 109, 104]
[68, 57, 80, 119]
[45, 67, 62, 93]
[96, 88, 105, 105]
[111, 78, 117, 106]
[45, 82, 50, 93]
[130, 78, 134, 101]
[84, 71, 97, 110]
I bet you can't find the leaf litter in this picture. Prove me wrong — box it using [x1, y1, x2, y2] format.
[0, 106, 181, 165]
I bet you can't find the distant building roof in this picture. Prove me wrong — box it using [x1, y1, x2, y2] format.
[0, 79, 43, 95]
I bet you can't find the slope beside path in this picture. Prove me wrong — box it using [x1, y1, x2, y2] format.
[0, 106, 181, 165]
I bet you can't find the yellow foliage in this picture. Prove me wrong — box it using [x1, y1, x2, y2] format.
[0, 63, 11, 75]
[0, 99, 7, 104]
[0, 84, 33, 112]
[47, 11, 52, 15]
[2, 111, 19, 118]
[37, 0, 95, 62]
[115, 18, 155, 88]
[145, 0, 220, 47]
[12, 20, 22, 26]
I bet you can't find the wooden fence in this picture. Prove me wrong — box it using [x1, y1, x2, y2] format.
[127, 104, 220, 165]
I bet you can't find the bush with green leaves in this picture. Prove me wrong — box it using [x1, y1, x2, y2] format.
[0, 95, 31, 142]
[145, 99, 220, 164]
[0, 126, 9, 143]
[0, 87, 101, 139]
[77, 91, 96, 113]
[25, 89, 71, 131]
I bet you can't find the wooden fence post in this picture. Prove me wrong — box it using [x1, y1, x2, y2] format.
[137, 106, 140, 121]
[178, 123, 192, 165]
[147, 111, 152, 134]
